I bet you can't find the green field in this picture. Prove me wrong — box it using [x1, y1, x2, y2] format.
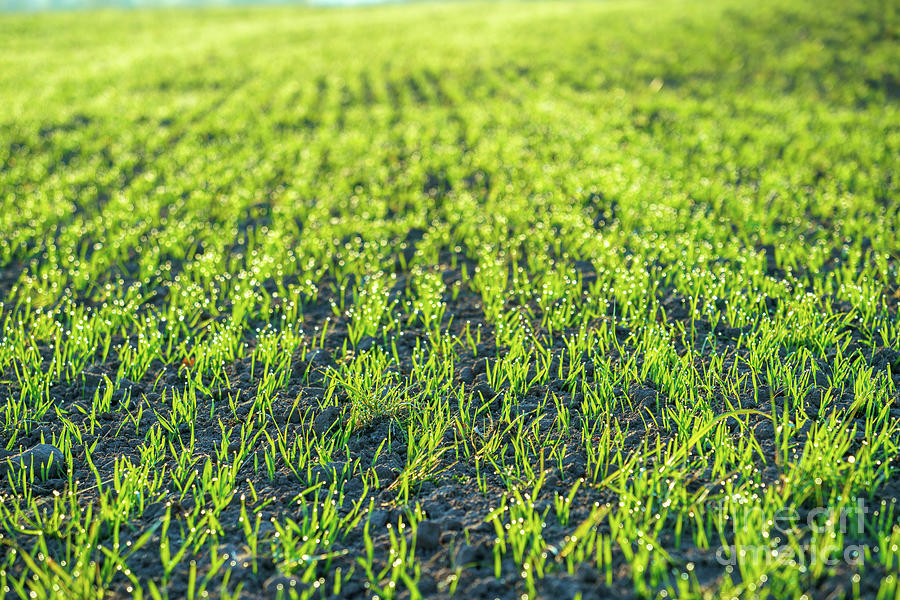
[1, 0, 899, 598]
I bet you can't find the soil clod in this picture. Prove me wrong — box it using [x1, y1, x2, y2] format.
[0, 444, 66, 481]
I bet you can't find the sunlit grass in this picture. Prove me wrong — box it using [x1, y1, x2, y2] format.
[0, 0, 898, 597]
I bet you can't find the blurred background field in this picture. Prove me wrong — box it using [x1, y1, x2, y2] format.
[2, 0, 389, 11]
